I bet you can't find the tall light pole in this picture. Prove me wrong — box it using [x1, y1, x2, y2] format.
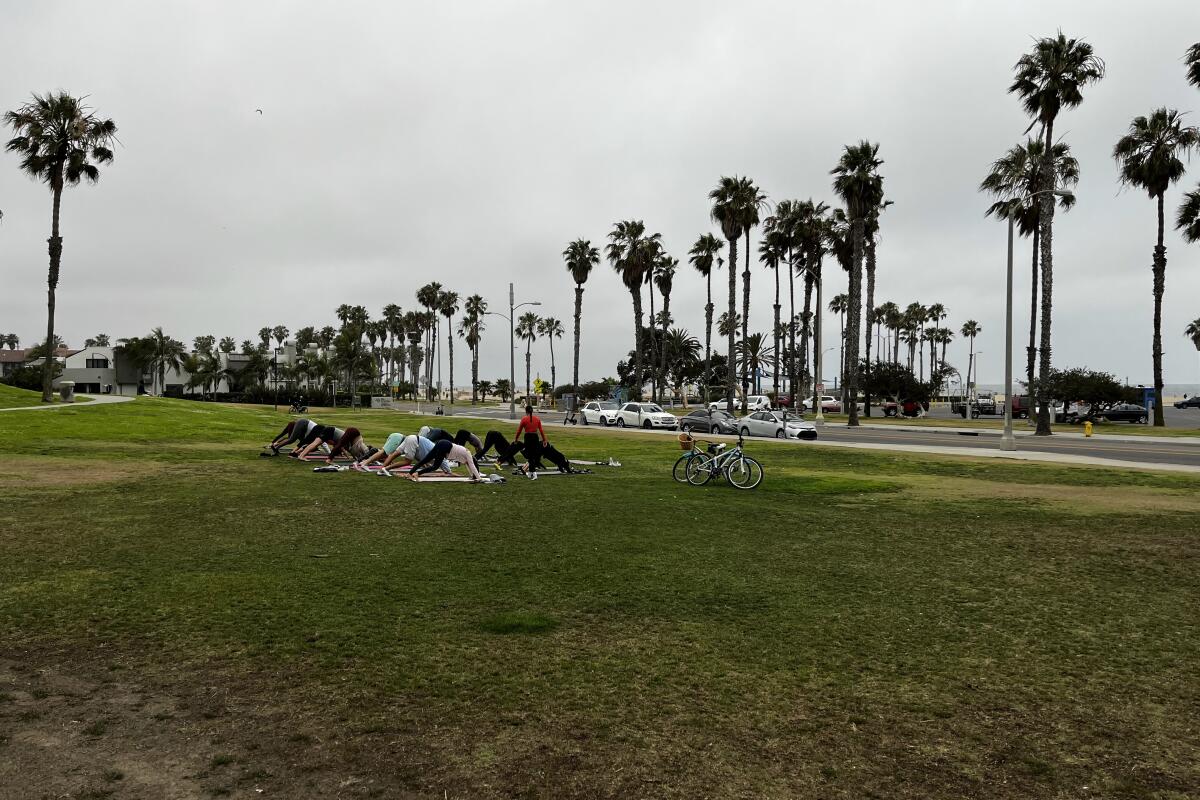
[1001, 187, 1072, 451]
[486, 283, 540, 420]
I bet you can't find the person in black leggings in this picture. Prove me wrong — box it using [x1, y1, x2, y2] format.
[478, 430, 512, 461]
[269, 418, 316, 453]
[419, 426, 484, 457]
[406, 439, 482, 481]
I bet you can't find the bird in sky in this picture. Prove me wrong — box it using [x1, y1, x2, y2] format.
[255, 109, 262, 115]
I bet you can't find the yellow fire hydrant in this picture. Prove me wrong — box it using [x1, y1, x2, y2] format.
[1084, 420, 1093, 437]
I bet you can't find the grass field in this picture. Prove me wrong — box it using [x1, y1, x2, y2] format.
[1, 398, 1198, 798]
[0, 383, 93, 409]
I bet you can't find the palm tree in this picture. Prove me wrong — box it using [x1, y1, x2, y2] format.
[794, 200, 831, 401]
[516, 312, 540, 402]
[416, 282, 442, 395]
[1186, 318, 1200, 381]
[495, 378, 512, 403]
[218, 336, 235, 354]
[880, 302, 902, 364]
[258, 327, 272, 350]
[144, 327, 186, 395]
[961, 320, 981, 393]
[688, 233, 723, 403]
[381, 303, 402, 385]
[439, 291, 460, 403]
[828, 294, 848, 390]
[862, 197, 891, 416]
[4, 92, 118, 402]
[1010, 32, 1105, 434]
[537, 316, 564, 396]
[770, 200, 801, 397]
[736, 333, 774, 394]
[717, 311, 742, 340]
[461, 294, 487, 402]
[1186, 43, 1200, 89]
[477, 379, 493, 402]
[1114, 108, 1199, 427]
[981, 138, 1079, 397]
[563, 238, 598, 398]
[710, 177, 746, 411]
[832, 141, 885, 426]
[653, 255, 677, 402]
[758, 227, 787, 400]
[606, 220, 659, 397]
[3, 334, 18, 350]
[735, 178, 768, 410]
[663, 328, 701, 405]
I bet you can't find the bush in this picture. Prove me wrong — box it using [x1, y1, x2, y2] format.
[1, 363, 59, 391]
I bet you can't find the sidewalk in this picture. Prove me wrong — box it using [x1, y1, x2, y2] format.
[0, 394, 134, 412]
[822, 421, 1199, 445]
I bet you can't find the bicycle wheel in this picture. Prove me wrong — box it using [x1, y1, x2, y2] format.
[725, 456, 763, 489]
[672, 453, 694, 483]
[685, 453, 715, 485]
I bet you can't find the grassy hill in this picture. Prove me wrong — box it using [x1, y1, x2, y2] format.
[0, 398, 1197, 798]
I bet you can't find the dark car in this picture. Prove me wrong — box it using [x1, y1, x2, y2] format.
[678, 408, 738, 435]
[1099, 403, 1149, 424]
[1174, 396, 1200, 409]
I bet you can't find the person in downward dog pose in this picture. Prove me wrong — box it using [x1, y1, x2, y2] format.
[324, 427, 378, 464]
[405, 439, 482, 482]
[268, 418, 318, 454]
[293, 424, 344, 459]
[377, 433, 453, 474]
[418, 426, 485, 457]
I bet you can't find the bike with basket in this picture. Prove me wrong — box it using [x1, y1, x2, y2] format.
[674, 432, 762, 490]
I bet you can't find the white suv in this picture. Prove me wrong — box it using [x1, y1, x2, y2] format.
[614, 402, 678, 429]
[709, 395, 772, 412]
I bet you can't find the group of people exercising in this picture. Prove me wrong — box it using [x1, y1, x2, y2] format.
[266, 406, 575, 482]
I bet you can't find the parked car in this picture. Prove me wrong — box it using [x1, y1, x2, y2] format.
[800, 395, 842, 413]
[1011, 395, 1066, 422]
[709, 394, 773, 412]
[580, 400, 620, 426]
[1097, 403, 1148, 424]
[614, 402, 678, 429]
[1174, 396, 1200, 409]
[678, 408, 738, 435]
[739, 410, 818, 440]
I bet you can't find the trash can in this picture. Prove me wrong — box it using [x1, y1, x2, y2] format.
[563, 393, 577, 413]
[59, 381, 76, 402]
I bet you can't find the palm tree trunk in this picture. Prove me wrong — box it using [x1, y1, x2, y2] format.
[471, 339, 479, 404]
[799, 270, 813, 396]
[631, 286, 645, 400]
[573, 284, 583, 397]
[703, 274, 713, 405]
[549, 335, 557, 399]
[846, 218, 864, 427]
[772, 261, 781, 400]
[41, 179, 64, 403]
[447, 316, 454, 405]
[726, 237, 738, 409]
[864, 238, 876, 416]
[787, 253, 797, 401]
[648, 285, 657, 402]
[1026, 227, 1039, 402]
[1152, 193, 1166, 427]
[1034, 119, 1056, 436]
[658, 293, 670, 403]
[525, 342, 531, 401]
[892, 325, 900, 365]
[740, 231, 751, 412]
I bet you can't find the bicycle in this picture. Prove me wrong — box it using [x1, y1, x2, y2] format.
[684, 433, 763, 490]
[673, 432, 710, 483]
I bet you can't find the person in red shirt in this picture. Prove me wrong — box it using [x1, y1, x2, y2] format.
[504, 405, 548, 469]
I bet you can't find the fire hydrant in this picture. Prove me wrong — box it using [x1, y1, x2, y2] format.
[1084, 420, 1093, 437]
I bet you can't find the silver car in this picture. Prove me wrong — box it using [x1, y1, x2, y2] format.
[738, 410, 818, 440]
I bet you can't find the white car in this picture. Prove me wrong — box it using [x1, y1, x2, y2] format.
[801, 395, 842, 413]
[580, 400, 620, 425]
[709, 395, 773, 412]
[614, 402, 678, 429]
[738, 410, 818, 440]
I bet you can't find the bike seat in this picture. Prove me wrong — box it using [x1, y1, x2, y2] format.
[708, 443, 727, 454]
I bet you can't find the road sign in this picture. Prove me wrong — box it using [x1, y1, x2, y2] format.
[815, 383, 825, 393]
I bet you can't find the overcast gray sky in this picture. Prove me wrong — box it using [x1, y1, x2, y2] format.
[3, 0, 1200, 387]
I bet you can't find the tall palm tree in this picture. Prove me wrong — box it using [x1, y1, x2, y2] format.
[961, 320, 981, 393]
[460, 294, 487, 402]
[1186, 318, 1200, 381]
[717, 311, 742, 340]
[1114, 108, 1199, 427]
[439, 291, 460, 403]
[688, 233, 723, 402]
[144, 327, 186, 396]
[758, 228, 787, 400]
[653, 255, 677, 402]
[271, 325, 289, 348]
[880, 302, 902, 364]
[794, 200, 831, 401]
[381, 303, 402, 385]
[710, 177, 748, 410]
[563, 238, 598, 398]
[736, 333, 774, 394]
[607, 220, 659, 397]
[1010, 32, 1105, 434]
[832, 141, 884, 426]
[981, 138, 1079, 396]
[770, 200, 802, 398]
[662, 328, 700, 404]
[4, 92, 118, 401]
[516, 311, 540, 401]
[734, 178, 768, 410]
[828, 293, 848, 390]
[218, 336, 235, 354]
[537, 316, 564, 395]
[415, 282, 442, 395]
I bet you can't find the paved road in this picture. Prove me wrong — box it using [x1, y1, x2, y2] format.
[418, 403, 1200, 471]
[898, 403, 1200, 430]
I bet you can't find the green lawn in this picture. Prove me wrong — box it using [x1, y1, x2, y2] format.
[1, 398, 1198, 798]
[0, 383, 92, 408]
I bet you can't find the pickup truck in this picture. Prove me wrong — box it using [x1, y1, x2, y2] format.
[952, 395, 1001, 418]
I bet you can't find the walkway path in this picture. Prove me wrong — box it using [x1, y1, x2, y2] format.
[0, 394, 135, 412]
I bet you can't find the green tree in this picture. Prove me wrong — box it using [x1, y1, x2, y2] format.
[861, 197, 891, 415]
[381, 304, 402, 385]
[1186, 42, 1200, 89]
[1114, 108, 1199, 427]
[961, 320, 981, 392]
[516, 311, 540, 401]
[688, 233, 723, 404]
[4, 92, 117, 402]
[537, 316, 564, 398]
[794, 200, 831, 402]
[736, 332, 774, 394]
[563, 238, 598, 397]
[142, 327, 186, 396]
[1010, 31, 1105, 435]
[709, 178, 747, 410]
[606, 220, 659, 398]
[981, 138, 1079, 395]
[439, 291, 460, 403]
[1186, 319, 1200, 380]
[758, 227, 786, 400]
[83, 333, 111, 347]
[416, 283, 442, 396]
[477, 379, 493, 402]
[828, 293, 848, 388]
[460, 294, 487, 403]
[495, 378, 512, 403]
[831, 141, 884, 426]
[652, 255, 677, 403]
[3, 334, 18, 350]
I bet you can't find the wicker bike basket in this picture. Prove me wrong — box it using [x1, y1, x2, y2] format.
[678, 432, 695, 451]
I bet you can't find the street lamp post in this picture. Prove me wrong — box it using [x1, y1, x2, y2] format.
[1001, 187, 1073, 451]
[485, 283, 540, 420]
